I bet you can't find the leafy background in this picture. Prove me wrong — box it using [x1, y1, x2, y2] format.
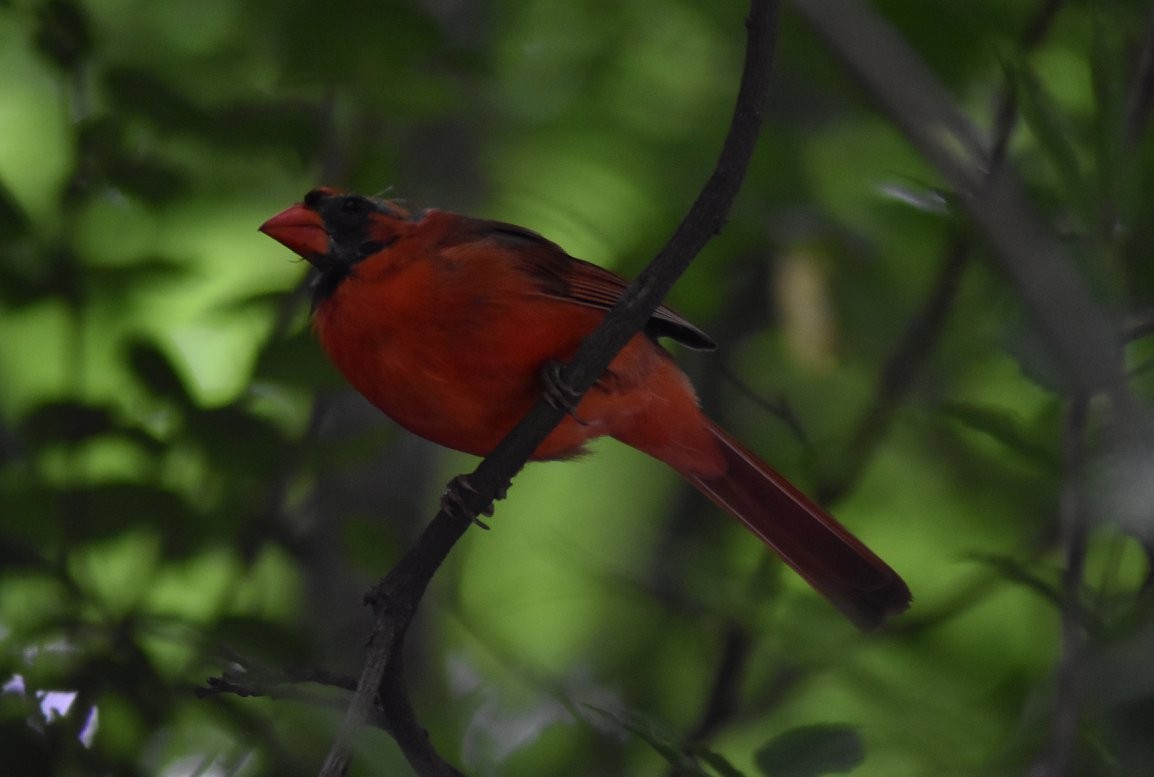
[2, 0, 1153, 775]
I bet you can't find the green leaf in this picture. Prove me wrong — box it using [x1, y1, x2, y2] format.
[0, 536, 50, 570]
[0, 180, 30, 238]
[939, 400, 1060, 471]
[754, 724, 864, 777]
[103, 67, 201, 130]
[189, 404, 290, 473]
[102, 153, 189, 203]
[104, 66, 324, 156]
[691, 746, 748, 777]
[584, 704, 710, 776]
[1089, 12, 1126, 221]
[253, 330, 347, 390]
[965, 554, 1108, 637]
[87, 257, 192, 301]
[20, 400, 115, 446]
[967, 553, 1064, 611]
[34, 0, 92, 73]
[1005, 58, 1093, 224]
[72, 117, 189, 202]
[126, 337, 195, 409]
[63, 482, 196, 541]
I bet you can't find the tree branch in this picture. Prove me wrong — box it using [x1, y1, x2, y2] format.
[791, 0, 1138, 416]
[675, 4, 1069, 745]
[821, 0, 1066, 506]
[316, 2, 781, 775]
[1029, 396, 1089, 777]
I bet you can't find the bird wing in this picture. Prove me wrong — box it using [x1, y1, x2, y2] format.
[480, 221, 716, 351]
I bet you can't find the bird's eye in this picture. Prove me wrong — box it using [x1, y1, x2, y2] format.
[341, 197, 369, 215]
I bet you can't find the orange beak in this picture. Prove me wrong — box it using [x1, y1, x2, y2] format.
[259, 204, 328, 260]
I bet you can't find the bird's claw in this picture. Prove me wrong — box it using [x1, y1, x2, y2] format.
[441, 474, 508, 529]
[541, 361, 588, 425]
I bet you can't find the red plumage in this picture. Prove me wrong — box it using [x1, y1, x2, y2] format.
[261, 188, 910, 629]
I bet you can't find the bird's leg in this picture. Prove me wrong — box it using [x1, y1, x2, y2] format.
[540, 360, 588, 425]
[441, 474, 509, 530]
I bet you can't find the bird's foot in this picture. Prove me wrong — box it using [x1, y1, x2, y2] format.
[540, 361, 588, 425]
[441, 474, 508, 529]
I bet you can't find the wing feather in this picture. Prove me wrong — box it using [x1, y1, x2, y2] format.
[480, 221, 716, 350]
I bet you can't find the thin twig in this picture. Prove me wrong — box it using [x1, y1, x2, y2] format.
[717, 361, 811, 446]
[316, 2, 782, 775]
[1028, 396, 1089, 777]
[815, 0, 1065, 510]
[674, 0, 1069, 756]
[792, 0, 1138, 417]
[819, 235, 971, 505]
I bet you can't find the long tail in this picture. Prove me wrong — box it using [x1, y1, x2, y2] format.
[683, 422, 911, 630]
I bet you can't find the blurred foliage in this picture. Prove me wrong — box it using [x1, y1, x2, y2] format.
[1, 0, 1153, 775]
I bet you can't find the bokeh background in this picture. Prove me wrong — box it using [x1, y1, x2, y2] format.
[2, 0, 1153, 775]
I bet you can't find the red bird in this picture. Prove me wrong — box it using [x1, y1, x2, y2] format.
[260, 188, 910, 629]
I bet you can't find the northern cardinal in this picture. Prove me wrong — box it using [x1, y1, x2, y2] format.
[260, 188, 910, 629]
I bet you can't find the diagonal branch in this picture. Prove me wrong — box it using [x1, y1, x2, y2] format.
[791, 0, 1136, 414]
[316, 2, 781, 776]
[679, 4, 1068, 746]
